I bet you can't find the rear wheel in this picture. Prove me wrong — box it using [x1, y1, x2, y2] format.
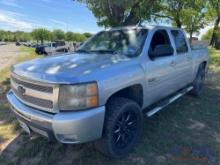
[96, 97, 143, 158]
[190, 64, 206, 96]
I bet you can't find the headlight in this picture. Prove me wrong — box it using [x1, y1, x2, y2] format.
[58, 82, 98, 111]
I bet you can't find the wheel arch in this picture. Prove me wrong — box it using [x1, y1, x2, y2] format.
[105, 84, 144, 108]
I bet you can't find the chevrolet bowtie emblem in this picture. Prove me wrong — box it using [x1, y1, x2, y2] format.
[17, 85, 26, 95]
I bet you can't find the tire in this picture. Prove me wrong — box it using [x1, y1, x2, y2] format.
[190, 64, 206, 96]
[95, 97, 143, 158]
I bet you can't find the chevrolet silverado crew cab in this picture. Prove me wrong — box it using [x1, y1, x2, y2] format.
[7, 26, 208, 158]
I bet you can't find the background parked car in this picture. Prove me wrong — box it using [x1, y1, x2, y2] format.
[35, 44, 50, 55]
[0, 42, 7, 45]
[15, 41, 21, 46]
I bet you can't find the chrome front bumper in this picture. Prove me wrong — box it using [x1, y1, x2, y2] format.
[7, 90, 105, 143]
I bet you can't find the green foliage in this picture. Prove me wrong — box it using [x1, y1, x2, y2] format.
[31, 28, 50, 44]
[207, 0, 220, 19]
[76, 0, 209, 42]
[73, 33, 87, 42]
[0, 29, 91, 43]
[65, 31, 74, 41]
[65, 31, 87, 42]
[76, 0, 160, 27]
[0, 30, 31, 42]
[202, 28, 214, 40]
[202, 28, 220, 40]
[154, 0, 186, 28]
[53, 29, 65, 40]
[182, 0, 208, 42]
[152, 0, 208, 42]
[206, 0, 220, 46]
[83, 32, 92, 38]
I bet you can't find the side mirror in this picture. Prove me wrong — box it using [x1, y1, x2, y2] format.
[149, 45, 174, 59]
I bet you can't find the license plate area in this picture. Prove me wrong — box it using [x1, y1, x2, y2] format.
[18, 120, 30, 134]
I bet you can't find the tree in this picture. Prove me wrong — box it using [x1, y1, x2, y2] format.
[31, 28, 50, 44]
[207, 0, 220, 46]
[154, 0, 207, 43]
[65, 31, 74, 41]
[75, 0, 160, 27]
[203, 28, 220, 47]
[83, 32, 92, 38]
[72, 33, 87, 42]
[0, 30, 32, 42]
[202, 28, 214, 40]
[182, 0, 208, 43]
[65, 32, 87, 42]
[0, 30, 4, 41]
[153, 0, 186, 28]
[48, 31, 55, 41]
[53, 29, 65, 40]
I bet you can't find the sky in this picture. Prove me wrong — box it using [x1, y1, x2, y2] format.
[0, 0, 211, 37]
[0, 0, 102, 33]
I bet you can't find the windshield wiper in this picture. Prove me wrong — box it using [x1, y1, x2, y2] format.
[90, 50, 118, 54]
[76, 49, 91, 53]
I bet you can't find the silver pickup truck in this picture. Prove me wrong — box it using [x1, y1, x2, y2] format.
[7, 26, 208, 158]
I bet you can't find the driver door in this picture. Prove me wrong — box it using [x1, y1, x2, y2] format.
[145, 29, 177, 105]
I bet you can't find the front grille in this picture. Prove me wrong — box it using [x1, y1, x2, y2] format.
[12, 86, 53, 109]
[11, 77, 53, 93]
[11, 73, 56, 112]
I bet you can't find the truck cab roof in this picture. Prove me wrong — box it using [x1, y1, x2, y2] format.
[106, 25, 182, 32]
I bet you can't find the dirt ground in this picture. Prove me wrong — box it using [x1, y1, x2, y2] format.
[0, 44, 34, 156]
[0, 44, 27, 71]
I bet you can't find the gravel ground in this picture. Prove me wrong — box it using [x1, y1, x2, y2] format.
[0, 44, 25, 71]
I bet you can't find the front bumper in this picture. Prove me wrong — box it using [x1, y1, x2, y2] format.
[7, 90, 105, 144]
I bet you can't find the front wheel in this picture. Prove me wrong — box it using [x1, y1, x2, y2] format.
[96, 97, 143, 158]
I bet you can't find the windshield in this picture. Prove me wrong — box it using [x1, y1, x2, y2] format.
[77, 28, 148, 57]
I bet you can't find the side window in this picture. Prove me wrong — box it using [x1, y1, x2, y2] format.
[171, 30, 188, 54]
[149, 30, 173, 59]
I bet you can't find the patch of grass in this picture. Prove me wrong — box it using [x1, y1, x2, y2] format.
[0, 69, 10, 83]
[0, 46, 38, 83]
[18, 46, 38, 62]
[0, 122, 18, 144]
[0, 46, 38, 151]
[209, 48, 220, 72]
[1, 48, 220, 165]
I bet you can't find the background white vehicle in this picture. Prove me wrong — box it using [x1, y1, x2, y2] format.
[45, 40, 71, 55]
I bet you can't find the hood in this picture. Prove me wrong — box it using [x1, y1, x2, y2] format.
[12, 53, 131, 83]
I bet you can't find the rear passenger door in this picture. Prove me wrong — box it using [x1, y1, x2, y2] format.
[170, 30, 194, 89]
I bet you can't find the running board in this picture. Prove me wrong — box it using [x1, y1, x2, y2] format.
[146, 86, 193, 117]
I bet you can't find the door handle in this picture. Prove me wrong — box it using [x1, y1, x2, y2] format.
[170, 61, 176, 67]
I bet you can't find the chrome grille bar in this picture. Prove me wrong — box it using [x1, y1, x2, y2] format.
[10, 73, 59, 113]
[11, 76, 53, 93]
[11, 80, 53, 100]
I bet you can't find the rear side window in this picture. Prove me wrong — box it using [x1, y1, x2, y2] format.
[171, 30, 188, 54]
